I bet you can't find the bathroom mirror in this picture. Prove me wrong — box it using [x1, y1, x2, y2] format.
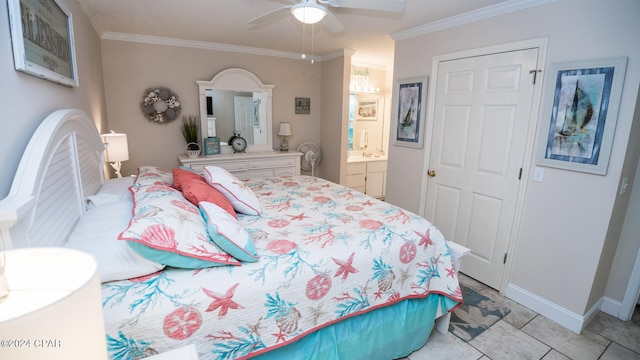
[197, 68, 275, 152]
[348, 93, 385, 155]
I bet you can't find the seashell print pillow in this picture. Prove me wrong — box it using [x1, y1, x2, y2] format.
[119, 184, 240, 268]
[134, 166, 174, 187]
[199, 201, 259, 262]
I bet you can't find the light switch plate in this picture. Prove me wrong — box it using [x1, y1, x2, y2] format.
[533, 167, 544, 182]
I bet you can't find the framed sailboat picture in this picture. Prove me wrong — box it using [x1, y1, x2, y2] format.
[392, 76, 428, 148]
[537, 57, 627, 175]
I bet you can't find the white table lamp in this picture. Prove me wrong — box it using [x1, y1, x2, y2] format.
[0, 248, 108, 359]
[278, 122, 292, 151]
[101, 131, 129, 178]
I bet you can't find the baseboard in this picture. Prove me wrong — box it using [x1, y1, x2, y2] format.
[505, 283, 588, 334]
[600, 296, 622, 318]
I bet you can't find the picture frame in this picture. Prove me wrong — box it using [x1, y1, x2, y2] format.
[204, 137, 221, 155]
[7, 0, 79, 87]
[295, 97, 310, 114]
[356, 99, 378, 120]
[392, 76, 428, 148]
[536, 57, 627, 175]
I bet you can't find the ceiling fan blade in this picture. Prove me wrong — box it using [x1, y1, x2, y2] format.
[322, 0, 404, 12]
[247, 6, 292, 25]
[322, 11, 345, 33]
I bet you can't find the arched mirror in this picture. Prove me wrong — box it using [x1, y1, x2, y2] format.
[197, 68, 275, 153]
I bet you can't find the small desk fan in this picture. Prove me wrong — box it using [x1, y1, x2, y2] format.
[297, 142, 321, 176]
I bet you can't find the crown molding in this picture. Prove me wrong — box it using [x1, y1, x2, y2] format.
[101, 32, 367, 65]
[391, 0, 558, 41]
[101, 32, 306, 61]
[320, 48, 357, 62]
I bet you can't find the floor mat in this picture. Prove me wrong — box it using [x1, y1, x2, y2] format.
[448, 283, 511, 341]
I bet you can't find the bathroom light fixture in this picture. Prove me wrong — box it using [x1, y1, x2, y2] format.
[291, 1, 327, 24]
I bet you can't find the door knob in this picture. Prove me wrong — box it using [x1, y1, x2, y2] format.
[428, 170, 436, 177]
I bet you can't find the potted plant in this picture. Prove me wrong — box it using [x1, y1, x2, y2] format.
[180, 115, 201, 157]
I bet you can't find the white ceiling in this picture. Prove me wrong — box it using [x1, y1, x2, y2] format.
[78, 0, 511, 66]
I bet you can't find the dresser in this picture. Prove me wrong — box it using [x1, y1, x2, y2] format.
[178, 151, 302, 180]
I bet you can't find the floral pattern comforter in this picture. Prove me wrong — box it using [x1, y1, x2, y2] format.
[102, 176, 462, 359]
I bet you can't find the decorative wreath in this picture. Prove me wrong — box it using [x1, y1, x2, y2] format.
[141, 87, 181, 123]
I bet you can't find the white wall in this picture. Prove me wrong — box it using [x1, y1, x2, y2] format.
[0, 0, 107, 199]
[100, 38, 323, 177]
[603, 86, 640, 313]
[319, 54, 351, 184]
[388, 0, 640, 327]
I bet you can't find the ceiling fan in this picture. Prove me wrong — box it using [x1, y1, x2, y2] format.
[248, 0, 405, 33]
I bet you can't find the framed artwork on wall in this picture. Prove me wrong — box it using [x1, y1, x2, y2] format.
[356, 99, 378, 120]
[7, 0, 79, 87]
[295, 97, 310, 114]
[536, 57, 627, 175]
[392, 76, 428, 148]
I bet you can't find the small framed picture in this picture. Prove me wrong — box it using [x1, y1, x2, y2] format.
[536, 57, 627, 175]
[295, 97, 310, 114]
[357, 99, 378, 120]
[204, 137, 221, 155]
[7, 0, 79, 87]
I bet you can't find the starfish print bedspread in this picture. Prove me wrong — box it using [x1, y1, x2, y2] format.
[102, 175, 462, 359]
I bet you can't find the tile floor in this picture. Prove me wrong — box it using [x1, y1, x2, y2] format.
[405, 274, 640, 360]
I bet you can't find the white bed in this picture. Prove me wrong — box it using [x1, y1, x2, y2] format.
[0, 109, 465, 359]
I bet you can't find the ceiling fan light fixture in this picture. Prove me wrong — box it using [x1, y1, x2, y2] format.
[291, 3, 327, 24]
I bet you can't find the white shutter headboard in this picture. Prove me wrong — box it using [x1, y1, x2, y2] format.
[0, 109, 105, 249]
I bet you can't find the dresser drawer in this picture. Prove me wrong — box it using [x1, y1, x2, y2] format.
[188, 161, 249, 174]
[248, 157, 297, 170]
[178, 152, 302, 179]
[235, 169, 276, 180]
[211, 160, 250, 172]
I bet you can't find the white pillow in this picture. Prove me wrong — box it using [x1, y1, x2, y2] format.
[202, 166, 262, 215]
[65, 201, 165, 282]
[86, 176, 134, 208]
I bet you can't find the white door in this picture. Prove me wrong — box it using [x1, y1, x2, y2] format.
[424, 48, 538, 289]
[253, 92, 268, 145]
[234, 96, 254, 144]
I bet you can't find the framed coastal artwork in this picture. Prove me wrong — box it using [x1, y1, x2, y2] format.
[357, 99, 378, 120]
[536, 57, 627, 175]
[7, 0, 79, 87]
[392, 76, 428, 148]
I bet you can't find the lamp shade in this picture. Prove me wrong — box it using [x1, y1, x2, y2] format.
[0, 248, 108, 359]
[291, 3, 327, 24]
[101, 132, 129, 162]
[278, 122, 292, 137]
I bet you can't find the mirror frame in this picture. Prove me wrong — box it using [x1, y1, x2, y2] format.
[197, 68, 275, 152]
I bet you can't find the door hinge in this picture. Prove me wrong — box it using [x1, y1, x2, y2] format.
[518, 168, 523, 180]
[529, 69, 542, 84]
[503, 253, 508, 264]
